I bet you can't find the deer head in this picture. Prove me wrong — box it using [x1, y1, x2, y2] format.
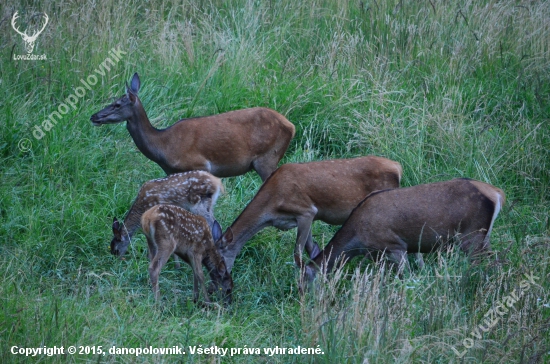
[12, 12, 49, 54]
[90, 73, 141, 126]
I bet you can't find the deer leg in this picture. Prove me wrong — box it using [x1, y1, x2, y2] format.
[251, 156, 278, 182]
[413, 252, 424, 269]
[461, 232, 493, 262]
[191, 255, 211, 304]
[149, 250, 171, 301]
[294, 214, 316, 268]
[305, 229, 321, 260]
[173, 255, 181, 270]
[145, 235, 156, 262]
[387, 250, 410, 276]
[460, 230, 491, 254]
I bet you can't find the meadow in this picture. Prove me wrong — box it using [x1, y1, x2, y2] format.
[0, 0, 549, 362]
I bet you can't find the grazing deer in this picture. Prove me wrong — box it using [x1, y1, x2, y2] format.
[301, 178, 505, 290]
[216, 156, 403, 272]
[90, 73, 295, 180]
[111, 170, 223, 261]
[11, 12, 49, 54]
[141, 204, 233, 304]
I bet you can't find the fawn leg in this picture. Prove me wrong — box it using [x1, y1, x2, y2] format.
[191, 255, 211, 304]
[149, 250, 171, 301]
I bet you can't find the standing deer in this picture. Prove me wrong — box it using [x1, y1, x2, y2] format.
[11, 12, 49, 54]
[90, 73, 295, 180]
[301, 178, 505, 290]
[141, 204, 233, 304]
[216, 156, 403, 272]
[111, 170, 223, 260]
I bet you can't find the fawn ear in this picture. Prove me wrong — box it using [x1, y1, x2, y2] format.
[112, 217, 120, 233]
[211, 220, 222, 242]
[188, 193, 201, 205]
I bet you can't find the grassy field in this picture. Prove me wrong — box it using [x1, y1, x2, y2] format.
[1, 0, 549, 362]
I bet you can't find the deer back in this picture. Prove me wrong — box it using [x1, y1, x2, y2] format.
[90, 73, 295, 179]
[141, 204, 211, 256]
[111, 170, 223, 256]
[309, 178, 505, 275]
[138, 170, 223, 225]
[217, 156, 402, 272]
[268, 156, 402, 222]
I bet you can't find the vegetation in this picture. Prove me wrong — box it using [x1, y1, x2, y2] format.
[1, 0, 548, 362]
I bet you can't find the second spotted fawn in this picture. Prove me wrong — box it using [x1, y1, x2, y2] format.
[141, 204, 233, 304]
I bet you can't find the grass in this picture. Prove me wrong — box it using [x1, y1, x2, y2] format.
[0, 0, 549, 362]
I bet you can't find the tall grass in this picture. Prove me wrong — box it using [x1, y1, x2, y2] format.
[0, 0, 549, 362]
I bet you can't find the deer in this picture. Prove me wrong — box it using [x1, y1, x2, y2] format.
[90, 73, 295, 181]
[141, 204, 233, 304]
[111, 170, 223, 268]
[11, 12, 49, 54]
[216, 156, 403, 272]
[301, 178, 506, 291]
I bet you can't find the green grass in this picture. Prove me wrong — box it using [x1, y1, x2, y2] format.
[1, 0, 549, 362]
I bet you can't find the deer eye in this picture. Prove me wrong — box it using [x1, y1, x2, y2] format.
[114, 103, 120, 108]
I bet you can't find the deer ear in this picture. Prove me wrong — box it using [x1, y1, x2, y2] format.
[126, 82, 138, 104]
[211, 220, 222, 242]
[309, 242, 321, 260]
[130, 73, 140, 94]
[224, 227, 234, 245]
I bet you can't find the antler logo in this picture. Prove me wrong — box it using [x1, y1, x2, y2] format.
[11, 12, 49, 54]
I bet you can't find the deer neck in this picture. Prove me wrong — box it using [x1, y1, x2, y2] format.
[122, 201, 149, 240]
[126, 103, 167, 166]
[221, 204, 273, 272]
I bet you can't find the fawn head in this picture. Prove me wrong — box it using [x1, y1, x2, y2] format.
[208, 221, 234, 304]
[110, 217, 130, 256]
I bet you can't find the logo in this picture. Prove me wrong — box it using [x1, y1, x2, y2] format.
[11, 11, 48, 60]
